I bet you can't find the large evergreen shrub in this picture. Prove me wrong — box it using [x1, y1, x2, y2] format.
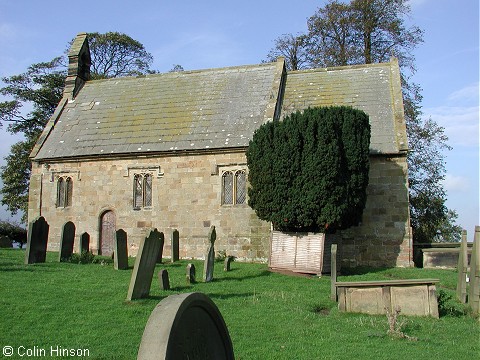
[247, 106, 370, 232]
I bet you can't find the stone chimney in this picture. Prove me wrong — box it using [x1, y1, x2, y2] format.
[64, 33, 91, 99]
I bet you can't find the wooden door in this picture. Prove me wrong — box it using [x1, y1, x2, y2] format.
[100, 210, 116, 256]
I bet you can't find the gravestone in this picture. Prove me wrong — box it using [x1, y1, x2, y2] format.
[159, 269, 170, 290]
[224, 256, 233, 272]
[171, 229, 179, 262]
[115, 229, 129, 270]
[331, 244, 338, 301]
[203, 226, 216, 282]
[456, 230, 468, 303]
[469, 226, 480, 315]
[126, 229, 164, 301]
[25, 216, 49, 264]
[186, 263, 196, 284]
[156, 232, 165, 264]
[59, 221, 76, 262]
[137, 292, 235, 360]
[79, 232, 90, 253]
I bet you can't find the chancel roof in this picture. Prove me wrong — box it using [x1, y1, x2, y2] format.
[280, 61, 408, 155]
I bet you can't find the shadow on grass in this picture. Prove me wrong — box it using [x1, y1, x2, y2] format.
[213, 270, 272, 282]
[340, 266, 394, 276]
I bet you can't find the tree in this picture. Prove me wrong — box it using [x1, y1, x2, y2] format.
[0, 220, 27, 247]
[247, 106, 370, 233]
[265, 33, 309, 71]
[0, 32, 154, 223]
[87, 32, 153, 79]
[266, 0, 460, 242]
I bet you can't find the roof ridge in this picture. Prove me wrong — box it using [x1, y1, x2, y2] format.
[86, 61, 279, 84]
[287, 61, 391, 75]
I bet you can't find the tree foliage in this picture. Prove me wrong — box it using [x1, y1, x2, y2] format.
[0, 220, 27, 246]
[266, 0, 460, 242]
[247, 106, 370, 233]
[0, 32, 154, 223]
[87, 32, 153, 79]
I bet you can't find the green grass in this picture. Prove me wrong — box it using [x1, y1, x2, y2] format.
[0, 249, 478, 359]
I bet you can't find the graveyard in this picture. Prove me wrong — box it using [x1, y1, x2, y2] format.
[1, 246, 479, 360]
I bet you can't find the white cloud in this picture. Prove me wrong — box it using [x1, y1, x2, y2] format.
[443, 174, 470, 192]
[448, 83, 479, 104]
[422, 83, 479, 148]
[423, 105, 479, 147]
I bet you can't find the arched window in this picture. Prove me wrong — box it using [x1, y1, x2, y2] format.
[222, 169, 247, 206]
[57, 176, 73, 208]
[133, 173, 153, 209]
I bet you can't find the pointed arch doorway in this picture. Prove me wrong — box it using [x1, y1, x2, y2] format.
[99, 210, 116, 256]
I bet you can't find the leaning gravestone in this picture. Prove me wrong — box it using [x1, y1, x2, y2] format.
[79, 232, 90, 253]
[156, 232, 165, 264]
[171, 229, 179, 263]
[25, 216, 49, 264]
[456, 230, 468, 303]
[137, 292, 235, 360]
[203, 226, 216, 282]
[186, 263, 196, 284]
[469, 226, 480, 315]
[59, 221, 76, 262]
[159, 269, 170, 291]
[126, 229, 164, 301]
[115, 229, 129, 270]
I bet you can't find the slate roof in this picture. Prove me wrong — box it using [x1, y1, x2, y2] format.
[32, 52, 407, 161]
[280, 61, 408, 155]
[33, 62, 279, 160]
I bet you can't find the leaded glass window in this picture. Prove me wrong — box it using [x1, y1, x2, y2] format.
[222, 169, 247, 206]
[133, 173, 153, 209]
[56, 176, 73, 208]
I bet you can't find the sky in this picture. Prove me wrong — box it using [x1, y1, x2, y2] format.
[0, 0, 478, 239]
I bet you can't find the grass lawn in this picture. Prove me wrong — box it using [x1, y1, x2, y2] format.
[0, 248, 478, 359]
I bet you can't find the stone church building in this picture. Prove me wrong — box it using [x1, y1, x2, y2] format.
[28, 33, 412, 268]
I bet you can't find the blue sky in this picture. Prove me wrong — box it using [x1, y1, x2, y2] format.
[0, 0, 478, 239]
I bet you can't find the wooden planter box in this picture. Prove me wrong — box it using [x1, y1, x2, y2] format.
[269, 231, 326, 275]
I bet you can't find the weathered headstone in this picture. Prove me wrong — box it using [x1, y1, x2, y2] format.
[156, 232, 165, 264]
[79, 232, 90, 253]
[25, 216, 49, 264]
[224, 256, 233, 272]
[115, 229, 129, 270]
[203, 226, 216, 282]
[186, 263, 196, 284]
[468, 226, 480, 315]
[59, 221, 76, 262]
[331, 244, 338, 301]
[456, 230, 468, 303]
[171, 229, 179, 262]
[158, 269, 170, 290]
[126, 229, 164, 301]
[137, 292, 235, 360]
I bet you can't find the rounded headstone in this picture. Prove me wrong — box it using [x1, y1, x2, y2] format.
[137, 292, 234, 360]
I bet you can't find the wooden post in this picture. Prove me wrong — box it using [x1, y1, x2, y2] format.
[468, 226, 480, 315]
[331, 244, 337, 301]
[456, 229, 468, 303]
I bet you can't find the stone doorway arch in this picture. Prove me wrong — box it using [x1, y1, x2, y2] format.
[99, 210, 116, 256]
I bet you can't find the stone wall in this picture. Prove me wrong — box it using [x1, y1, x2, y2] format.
[28, 153, 412, 267]
[28, 150, 271, 261]
[333, 156, 412, 268]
